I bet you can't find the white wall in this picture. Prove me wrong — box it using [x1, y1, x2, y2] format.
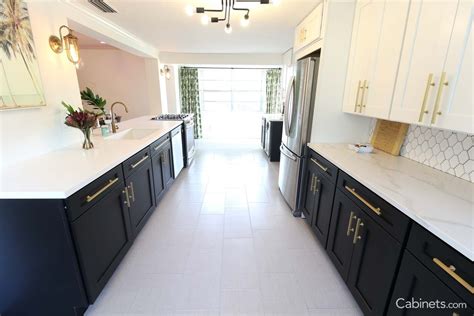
[0, 2, 163, 167]
[77, 49, 162, 120]
[159, 52, 283, 66]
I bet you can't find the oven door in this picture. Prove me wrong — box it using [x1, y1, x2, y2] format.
[185, 122, 195, 165]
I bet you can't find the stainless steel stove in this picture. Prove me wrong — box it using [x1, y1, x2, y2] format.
[152, 114, 195, 167]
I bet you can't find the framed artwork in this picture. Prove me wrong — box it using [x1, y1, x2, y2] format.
[0, 0, 45, 110]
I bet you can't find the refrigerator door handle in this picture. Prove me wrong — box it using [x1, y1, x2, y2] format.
[284, 76, 295, 137]
[280, 144, 297, 161]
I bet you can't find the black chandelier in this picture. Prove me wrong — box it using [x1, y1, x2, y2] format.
[186, 0, 275, 34]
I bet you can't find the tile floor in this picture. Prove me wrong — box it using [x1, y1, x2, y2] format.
[86, 140, 361, 316]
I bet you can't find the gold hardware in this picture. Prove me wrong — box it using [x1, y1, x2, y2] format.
[345, 186, 382, 216]
[86, 177, 119, 203]
[314, 177, 320, 194]
[310, 158, 328, 173]
[431, 72, 448, 124]
[129, 182, 136, 202]
[359, 80, 368, 113]
[433, 258, 474, 294]
[49, 25, 80, 64]
[418, 73, 435, 122]
[346, 211, 356, 236]
[131, 155, 148, 169]
[354, 80, 362, 112]
[110, 102, 129, 133]
[154, 142, 167, 152]
[310, 174, 315, 193]
[123, 188, 131, 207]
[352, 218, 364, 244]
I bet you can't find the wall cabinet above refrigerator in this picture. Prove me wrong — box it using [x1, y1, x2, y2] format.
[293, 1, 324, 58]
[342, 0, 473, 135]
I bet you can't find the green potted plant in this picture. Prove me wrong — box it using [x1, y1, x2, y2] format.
[80, 87, 107, 117]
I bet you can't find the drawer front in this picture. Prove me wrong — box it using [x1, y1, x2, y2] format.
[150, 134, 171, 158]
[388, 250, 473, 315]
[308, 149, 338, 182]
[123, 147, 151, 178]
[337, 171, 410, 243]
[407, 224, 474, 306]
[66, 165, 125, 221]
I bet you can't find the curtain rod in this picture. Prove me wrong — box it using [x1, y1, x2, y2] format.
[181, 66, 282, 70]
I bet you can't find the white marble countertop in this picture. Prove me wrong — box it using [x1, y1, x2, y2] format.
[0, 116, 181, 199]
[308, 143, 474, 261]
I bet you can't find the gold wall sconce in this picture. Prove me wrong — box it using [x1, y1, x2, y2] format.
[49, 25, 80, 64]
[160, 65, 171, 80]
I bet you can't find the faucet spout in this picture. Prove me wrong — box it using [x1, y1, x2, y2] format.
[110, 102, 129, 133]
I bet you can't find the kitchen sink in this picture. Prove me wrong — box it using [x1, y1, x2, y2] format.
[105, 128, 157, 140]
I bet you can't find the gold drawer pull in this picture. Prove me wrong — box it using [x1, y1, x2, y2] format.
[123, 188, 130, 207]
[310, 158, 328, 172]
[153, 141, 168, 152]
[354, 80, 362, 112]
[431, 72, 448, 124]
[131, 155, 148, 169]
[418, 73, 435, 122]
[433, 258, 474, 294]
[345, 186, 382, 216]
[360, 80, 368, 112]
[310, 174, 315, 193]
[346, 211, 357, 236]
[128, 182, 136, 202]
[86, 177, 119, 203]
[352, 218, 364, 244]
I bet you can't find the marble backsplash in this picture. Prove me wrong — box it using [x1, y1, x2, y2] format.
[399, 126, 473, 183]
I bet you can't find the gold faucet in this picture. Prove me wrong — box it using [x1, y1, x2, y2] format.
[110, 102, 128, 133]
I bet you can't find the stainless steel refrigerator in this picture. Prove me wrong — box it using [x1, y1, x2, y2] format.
[278, 56, 320, 213]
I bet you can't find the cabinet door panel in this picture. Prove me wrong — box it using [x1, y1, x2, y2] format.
[347, 211, 402, 315]
[391, 0, 459, 124]
[311, 169, 336, 247]
[162, 144, 173, 188]
[363, 0, 409, 119]
[388, 251, 473, 316]
[433, 1, 473, 133]
[326, 190, 358, 281]
[127, 160, 156, 236]
[151, 153, 165, 202]
[302, 163, 316, 223]
[343, 0, 384, 113]
[70, 185, 132, 302]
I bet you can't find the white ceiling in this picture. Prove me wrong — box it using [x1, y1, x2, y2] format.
[75, 31, 118, 49]
[75, 0, 321, 54]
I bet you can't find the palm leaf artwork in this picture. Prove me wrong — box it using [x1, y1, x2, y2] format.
[0, 0, 44, 108]
[80, 87, 107, 115]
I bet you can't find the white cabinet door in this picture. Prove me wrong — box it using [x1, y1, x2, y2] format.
[390, 0, 459, 125]
[293, 2, 323, 52]
[431, 1, 473, 134]
[342, 0, 385, 114]
[362, 1, 410, 119]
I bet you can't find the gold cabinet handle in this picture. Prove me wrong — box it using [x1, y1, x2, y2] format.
[131, 155, 148, 169]
[123, 187, 131, 207]
[153, 141, 168, 153]
[310, 174, 315, 193]
[354, 80, 362, 112]
[128, 182, 136, 202]
[310, 158, 328, 173]
[433, 258, 474, 294]
[419, 73, 435, 122]
[86, 177, 119, 203]
[346, 211, 357, 236]
[431, 72, 448, 124]
[345, 186, 382, 216]
[360, 80, 369, 112]
[352, 218, 364, 244]
[314, 177, 320, 194]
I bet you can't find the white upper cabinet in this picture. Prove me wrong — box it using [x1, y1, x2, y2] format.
[429, 1, 473, 134]
[342, 0, 409, 119]
[391, 0, 460, 125]
[294, 2, 324, 52]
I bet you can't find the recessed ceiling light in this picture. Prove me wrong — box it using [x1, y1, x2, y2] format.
[201, 15, 210, 25]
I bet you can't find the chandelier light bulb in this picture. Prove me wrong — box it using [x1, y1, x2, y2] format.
[185, 5, 194, 16]
[225, 23, 233, 34]
[241, 15, 250, 27]
[201, 14, 210, 25]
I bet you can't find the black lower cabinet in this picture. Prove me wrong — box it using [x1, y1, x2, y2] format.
[161, 142, 174, 186]
[347, 209, 402, 315]
[302, 158, 317, 225]
[151, 153, 165, 200]
[126, 157, 156, 236]
[388, 251, 473, 316]
[327, 190, 358, 280]
[70, 184, 133, 303]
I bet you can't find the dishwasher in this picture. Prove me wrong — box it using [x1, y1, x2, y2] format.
[171, 127, 184, 177]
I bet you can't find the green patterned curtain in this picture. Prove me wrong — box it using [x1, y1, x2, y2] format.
[178, 67, 202, 138]
[265, 68, 282, 114]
